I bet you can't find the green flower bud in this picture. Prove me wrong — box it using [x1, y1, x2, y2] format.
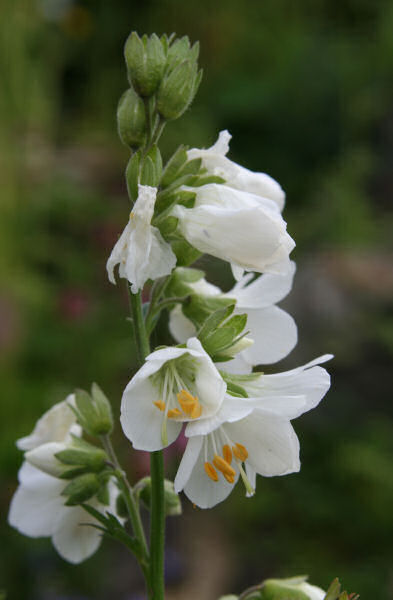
[124, 32, 166, 97]
[72, 385, 113, 437]
[137, 477, 182, 516]
[261, 577, 326, 600]
[62, 473, 101, 506]
[117, 88, 146, 148]
[157, 59, 202, 120]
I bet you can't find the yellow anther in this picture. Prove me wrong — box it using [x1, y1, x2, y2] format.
[232, 443, 248, 462]
[167, 408, 182, 419]
[204, 462, 219, 482]
[222, 444, 233, 464]
[154, 400, 166, 412]
[177, 389, 197, 414]
[224, 473, 235, 484]
[213, 455, 236, 478]
[190, 401, 202, 419]
[129, 211, 135, 220]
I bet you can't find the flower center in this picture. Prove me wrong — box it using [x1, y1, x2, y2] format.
[151, 360, 201, 445]
[203, 429, 254, 495]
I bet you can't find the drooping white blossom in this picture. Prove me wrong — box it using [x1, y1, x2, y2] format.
[120, 337, 226, 452]
[169, 262, 298, 373]
[171, 183, 294, 277]
[8, 397, 118, 564]
[106, 184, 176, 293]
[175, 355, 332, 508]
[188, 130, 286, 211]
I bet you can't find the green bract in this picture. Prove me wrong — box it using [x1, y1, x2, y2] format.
[72, 384, 113, 437]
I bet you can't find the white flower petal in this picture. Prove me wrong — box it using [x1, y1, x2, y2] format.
[187, 131, 285, 210]
[179, 436, 239, 508]
[169, 305, 196, 344]
[120, 375, 182, 451]
[172, 184, 294, 275]
[17, 396, 78, 451]
[245, 358, 332, 416]
[220, 353, 252, 375]
[229, 262, 296, 309]
[241, 305, 298, 366]
[174, 435, 203, 493]
[25, 442, 67, 477]
[106, 185, 176, 291]
[226, 412, 300, 476]
[52, 504, 102, 564]
[185, 394, 255, 437]
[8, 463, 65, 537]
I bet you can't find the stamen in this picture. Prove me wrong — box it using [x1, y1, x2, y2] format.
[177, 390, 200, 417]
[222, 444, 232, 464]
[167, 408, 182, 419]
[129, 211, 134, 220]
[204, 462, 219, 482]
[190, 401, 202, 419]
[154, 400, 166, 411]
[233, 443, 248, 462]
[224, 473, 235, 484]
[238, 461, 254, 496]
[213, 455, 236, 478]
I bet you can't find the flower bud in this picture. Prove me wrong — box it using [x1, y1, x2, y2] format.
[73, 385, 113, 437]
[157, 59, 202, 120]
[62, 473, 101, 506]
[56, 437, 108, 477]
[124, 32, 166, 97]
[25, 442, 68, 478]
[117, 88, 146, 148]
[137, 477, 182, 516]
[261, 577, 325, 600]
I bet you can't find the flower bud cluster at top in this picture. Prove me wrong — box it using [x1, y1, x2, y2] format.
[118, 32, 202, 149]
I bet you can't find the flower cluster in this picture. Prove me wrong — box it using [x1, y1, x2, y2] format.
[9, 397, 119, 563]
[8, 32, 334, 592]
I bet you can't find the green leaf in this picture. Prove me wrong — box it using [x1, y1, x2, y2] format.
[324, 579, 342, 600]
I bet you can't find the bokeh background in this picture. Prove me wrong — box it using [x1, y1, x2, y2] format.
[1, 1, 393, 598]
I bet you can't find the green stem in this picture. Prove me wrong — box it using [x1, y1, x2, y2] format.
[101, 436, 149, 572]
[128, 288, 166, 599]
[149, 450, 166, 600]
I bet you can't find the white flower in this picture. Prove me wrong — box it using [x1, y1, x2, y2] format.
[175, 355, 332, 508]
[169, 263, 298, 373]
[9, 397, 118, 563]
[120, 337, 226, 452]
[106, 184, 176, 293]
[9, 462, 118, 564]
[171, 183, 294, 276]
[188, 130, 286, 211]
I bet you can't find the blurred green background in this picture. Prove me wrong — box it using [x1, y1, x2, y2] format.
[1, 0, 392, 598]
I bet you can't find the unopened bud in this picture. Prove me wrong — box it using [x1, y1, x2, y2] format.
[261, 577, 326, 600]
[72, 385, 113, 437]
[56, 437, 108, 477]
[124, 32, 166, 97]
[157, 59, 202, 120]
[137, 477, 182, 516]
[62, 473, 101, 506]
[117, 88, 146, 148]
[25, 442, 68, 478]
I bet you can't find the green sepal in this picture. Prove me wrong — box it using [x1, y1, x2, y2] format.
[183, 295, 234, 331]
[224, 381, 248, 398]
[188, 174, 226, 187]
[178, 157, 202, 176]
[157, 216, 178, 239]
[166, 36, 193, 72]
[62, 473, 101, 506]
[164, 266, 205, 298]
[140, 145, 162, 187]
[55, 437, 107, 473]
[218, 596, 238, 600]
[126, 151, 141, 203]
[161, 145, 188, 188]
[171, 239, 202, 266]
[72, 385, 113, 437]
[115, 492, 129, 519]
